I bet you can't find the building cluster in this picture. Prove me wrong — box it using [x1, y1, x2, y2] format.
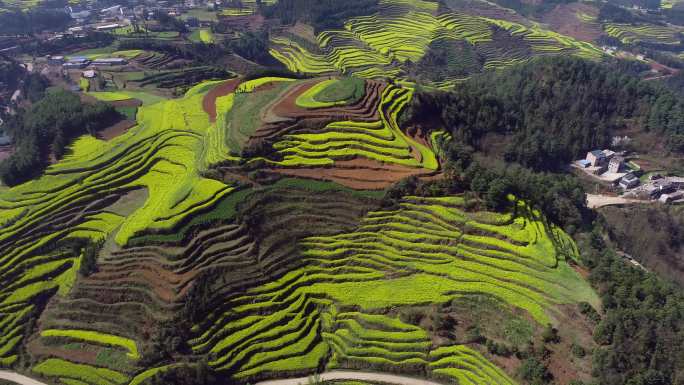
[576, 149, 684, 204]
[576, 149, 638, 187]
[628, 175, 684, 203]
[47, 55, 128, 69]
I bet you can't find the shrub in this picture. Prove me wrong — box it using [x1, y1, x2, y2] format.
[541, 324, 560, 344]
[572, 343, 586, 358]
[518, 357, 552, 385]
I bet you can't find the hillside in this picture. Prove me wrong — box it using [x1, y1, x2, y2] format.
[0, 75, 603, 385]
[0, 0, 683, 385]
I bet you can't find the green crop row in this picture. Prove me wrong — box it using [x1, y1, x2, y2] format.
[190, 194, 596, 382]
[40, 329, 139, 359]
[33, 359, 127, 385]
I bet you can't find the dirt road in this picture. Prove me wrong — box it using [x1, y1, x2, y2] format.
[586, 194, 650, 209]
[255, 371, 446, 385]
[0, 371, 48, 385]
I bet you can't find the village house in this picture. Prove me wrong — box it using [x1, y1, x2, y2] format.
[63, 57, 90, 69]
[91, 58, 128, 66]
[608, 156, 624, 173]
[619, 173, 639, 189]
[659, 191, 684, 204]
[47, 55, 65, 65]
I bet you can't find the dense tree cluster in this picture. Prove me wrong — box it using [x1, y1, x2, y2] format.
[600, 205, 684, 285]
[261, 0, 380, 32]
[406, 56, 684, 171]
[224, 31, 278, 65]
[0, 90, 119, 186]
[384, 142, 587, 231]
[21, 32, 115, 57]
[152, 11, 189, 33]
[598, 3, 642, 23]
[0, 9, 71, 35]
[580, 232, 684, 385]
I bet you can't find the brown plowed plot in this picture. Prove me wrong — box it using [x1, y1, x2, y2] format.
[110, 99, 143, 108]
[270, 79, 383, 122]
[268, 158, 436, 190]
[98, 119, 136, 141]
[203, 78, 241, 122]
[444, 0, 528, 24]
[541, 3, 602, 42]
[249, 79, 384, 146]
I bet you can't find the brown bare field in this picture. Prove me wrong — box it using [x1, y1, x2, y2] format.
[541, 3, 602, 42]
[110, 98, 143, 108]
[268, 158, 436, 190]
[98, 120, 136, 141]
[203, 78, 241, 122]
[269, 79, 382, 121]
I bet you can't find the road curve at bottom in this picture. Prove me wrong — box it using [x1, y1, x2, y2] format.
[0, 371, 49, 385]
[254, 371, 448, 385]
[1, 369, 448, 385]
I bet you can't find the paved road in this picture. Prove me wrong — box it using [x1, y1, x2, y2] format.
[0, 371, 48, 385]
[586, 194, 650, 209]
[255, 371, 446, 385]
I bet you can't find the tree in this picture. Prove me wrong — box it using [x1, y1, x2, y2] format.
[518, 357, 552, 385]
[542, 324, 560, 343]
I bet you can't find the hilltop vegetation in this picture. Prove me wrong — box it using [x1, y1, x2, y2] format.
[406, 56, 684, 171]
[0, 89, 120, 186]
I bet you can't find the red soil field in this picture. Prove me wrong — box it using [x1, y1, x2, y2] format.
[203, 78, 241, 122]
[98, 119, 137, 141]
[268, 158, 437, 190]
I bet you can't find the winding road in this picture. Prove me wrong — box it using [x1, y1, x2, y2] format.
[1, 369, 446, 385]
[0, 371, 48, 385]
[255, 371, 446, 385]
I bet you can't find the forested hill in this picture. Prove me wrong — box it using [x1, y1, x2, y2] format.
[407, 56, 684, 171]
[261, 0, 380, 32]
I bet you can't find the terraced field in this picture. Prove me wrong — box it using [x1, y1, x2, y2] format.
[0, 74, 598, 385]
[239, 78, 439, 189]
[269, 0, 604, 88]
[604, 23, 684, 45]
[218, 0, 276, 16]
[189, 195, 597, 380]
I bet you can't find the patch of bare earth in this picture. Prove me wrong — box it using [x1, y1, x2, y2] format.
[546, 305, 597, 385]
[98, 119, 136, 141]
[203, 78, 241, 122]
[541, 3, 603, 42]
[27, 337, 99, 365]
[268, 158, 436, 190]
[268, 78, 382, 122]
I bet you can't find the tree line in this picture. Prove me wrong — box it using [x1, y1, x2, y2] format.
[0, 89, 120, 186]
[579, 229, 684, 385]
[261, 0, 380, 33]
[0, 9, 71, 35]
[404, 56, 684, 171]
